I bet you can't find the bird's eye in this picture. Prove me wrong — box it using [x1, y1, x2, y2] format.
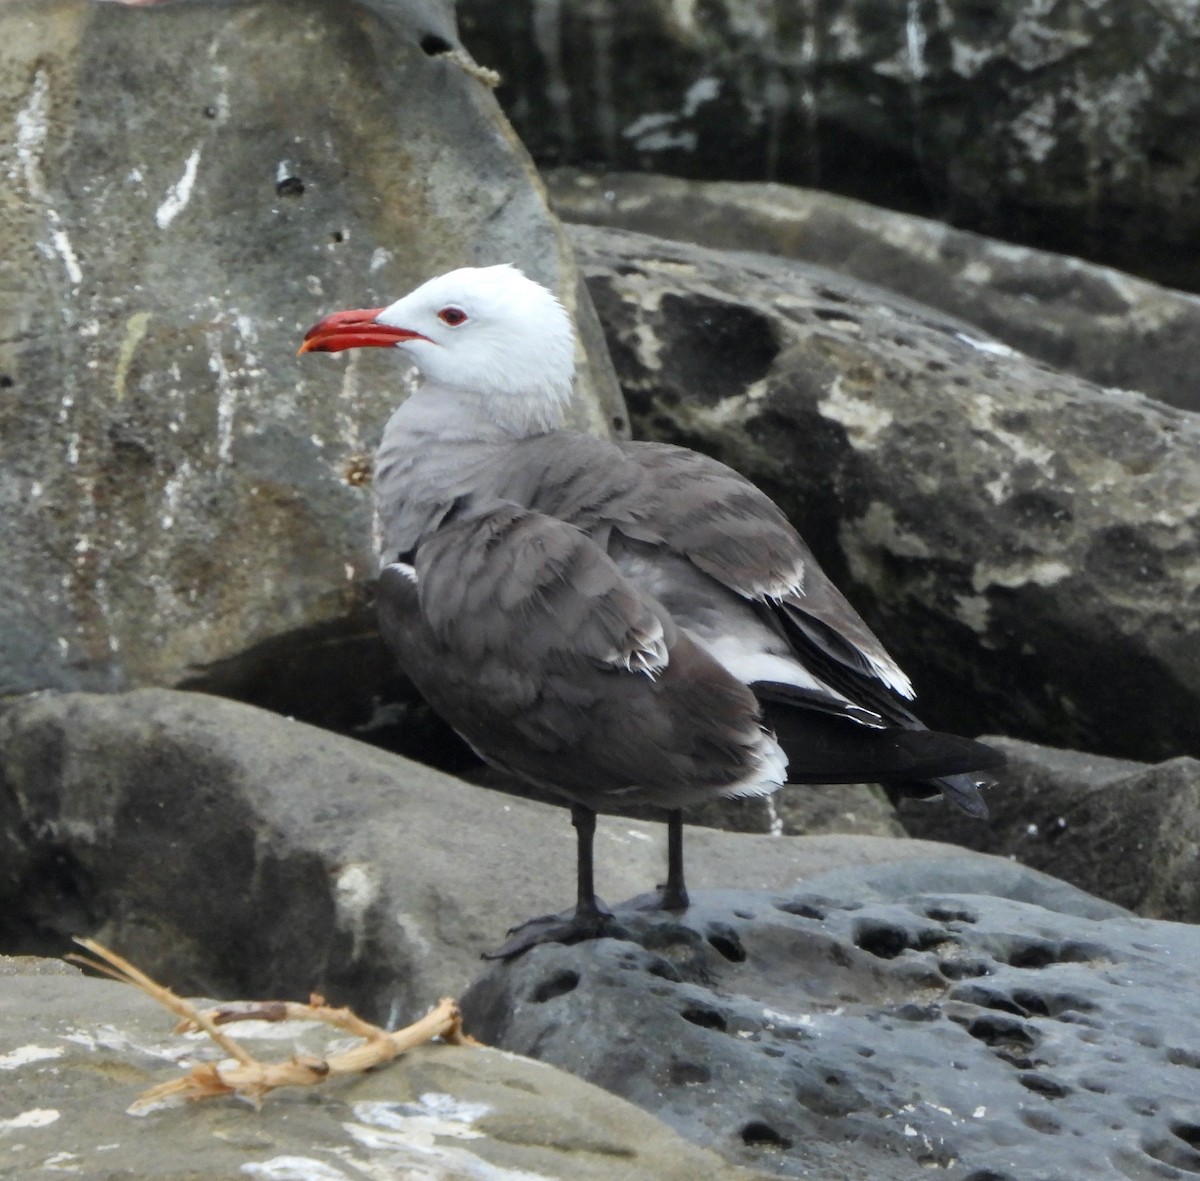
[438, 307, 468, 327]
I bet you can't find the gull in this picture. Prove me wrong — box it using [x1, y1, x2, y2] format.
[300, 265, 1002, 956]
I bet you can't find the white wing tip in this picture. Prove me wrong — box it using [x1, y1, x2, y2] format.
[755, 565, 806, 604]
[627, 640, 669, 678]
[868, 653, 915, 699]
[384, 561, 418, 585]
[722, 728, 788, 800]
[610, 621, 669, 679]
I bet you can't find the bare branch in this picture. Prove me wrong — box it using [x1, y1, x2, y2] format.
[67, 937, 479, 1110]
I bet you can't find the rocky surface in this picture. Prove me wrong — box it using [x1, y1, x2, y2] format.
[550, 169, 1200, 413]
[688, 781, 905, 840]
[570, 222, 1200, 765]
[0, 957, 766, 1181]
[900, 736, 1200, 925]
[460, 0, 1200, 288]
[7, 694, 1199, 1181]
[463, 865, 1200, 1181]
[0, 0, 622, 709]
[0, 687, 1011, 1020]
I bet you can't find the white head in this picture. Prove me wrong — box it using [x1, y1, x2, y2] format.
[301, 264, 577, 433]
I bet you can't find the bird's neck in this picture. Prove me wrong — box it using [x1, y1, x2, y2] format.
[388, 380, 567, 442]
[373, 380, 564, 565]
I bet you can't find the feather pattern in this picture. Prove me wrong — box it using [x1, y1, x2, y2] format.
[307, 264, 999, 823]
[379, 504, 787, 809]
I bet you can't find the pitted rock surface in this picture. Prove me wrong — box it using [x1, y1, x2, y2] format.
[550, 169, 1200, 413]
[462, 882, 1200, 1181]
[571, 222, 1200, 765]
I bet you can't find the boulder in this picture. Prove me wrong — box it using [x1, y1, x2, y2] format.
[474, 763, 906, 840]
[687, 782, 905, 840]
[0, 0, 623, 712]
[459, 0, 1200, 288]
[463, 868, 1199, 1181]
[0, 688, 1015, 1020]
[0, 957, 766, 1181]
[900, 737, 1200, 924]
[550, 169, 1200, 413]
[569, 222, 1200, 765]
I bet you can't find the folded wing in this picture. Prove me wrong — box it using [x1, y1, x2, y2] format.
[376, 503, 787, 811]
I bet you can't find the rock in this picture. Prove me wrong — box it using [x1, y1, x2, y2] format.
[570, 222, 1200, 764]
[687, 783, 905, 840]
[0, 0, 623, 711]
[460, 0, 1200, 288]
[462, 870, 1200, 1181]
[782, 854, 1128, 923]
[0, 687, 1017, 1021]
[899, 737, 1200, 924]
[549, 169, 1200, 413]
[479, 763, 905, 839]
[0, 958, 765, 1181]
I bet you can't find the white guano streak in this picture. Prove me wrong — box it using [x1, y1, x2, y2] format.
[0, 1045, 64, 1070]
[0, 1108, 60, 1132]
[905, 0, 927, 81]
[156, 147, 202, 229]
[16, 70, 83, 286]
[207, 331, 236, 462]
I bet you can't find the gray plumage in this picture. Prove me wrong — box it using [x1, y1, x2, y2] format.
[377, 504, 785, 811]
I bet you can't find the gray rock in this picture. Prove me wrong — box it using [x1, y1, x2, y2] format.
[570, 222, 1200, 764]
[550, 169, 1200, 413]
[0, 0, 623, 706]
[794, 855, 1129, 923]
[460, 0, 1200, 287]
[0, 687, 1010, 1020]
[0, 958, 765, 1181]
[900, 737, 1200, 924]
[479, 762, 905, 839]
[462, 877, 1200, 1181]
[687, 782, 905, 840]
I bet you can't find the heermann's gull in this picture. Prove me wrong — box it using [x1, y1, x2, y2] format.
[300, 265, 1003, 957]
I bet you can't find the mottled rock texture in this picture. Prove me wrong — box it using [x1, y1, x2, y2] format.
[0, 959, 766, 1181]
[550, 169, 1200, 413]
[0, 0, 621, 707]
[901, 737, 1200, 924]
[571, 223, 1200, 765]
[464, 869, 1200, 1181]
[460, 0, 1200, 288]
[0, 688, 1000, 1018]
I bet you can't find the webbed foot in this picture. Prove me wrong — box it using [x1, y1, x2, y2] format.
[483, 902, 628, 960]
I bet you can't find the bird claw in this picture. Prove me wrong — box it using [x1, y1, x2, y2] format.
[633, 883, 690, 914]
[483, 903, 627, 961]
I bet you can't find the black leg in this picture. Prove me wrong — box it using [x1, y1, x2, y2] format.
[571, 803, 604, 921]
[659, 808, 690, 912]
[483, 802, 624, 959]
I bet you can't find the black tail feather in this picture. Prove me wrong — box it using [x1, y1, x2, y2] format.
[760, 699, 1003, 817]
[887, 772, 993, 819]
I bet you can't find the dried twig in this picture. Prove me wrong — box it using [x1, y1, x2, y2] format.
[68, 937, 478, 1110]
[439, 47, 501, 88]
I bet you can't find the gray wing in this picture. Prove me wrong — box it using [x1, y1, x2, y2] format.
[483, 432, 915, 714]
[415, 501, 669, 679]
[376, 503, 785, 810]
[616, 441, 917, 703]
